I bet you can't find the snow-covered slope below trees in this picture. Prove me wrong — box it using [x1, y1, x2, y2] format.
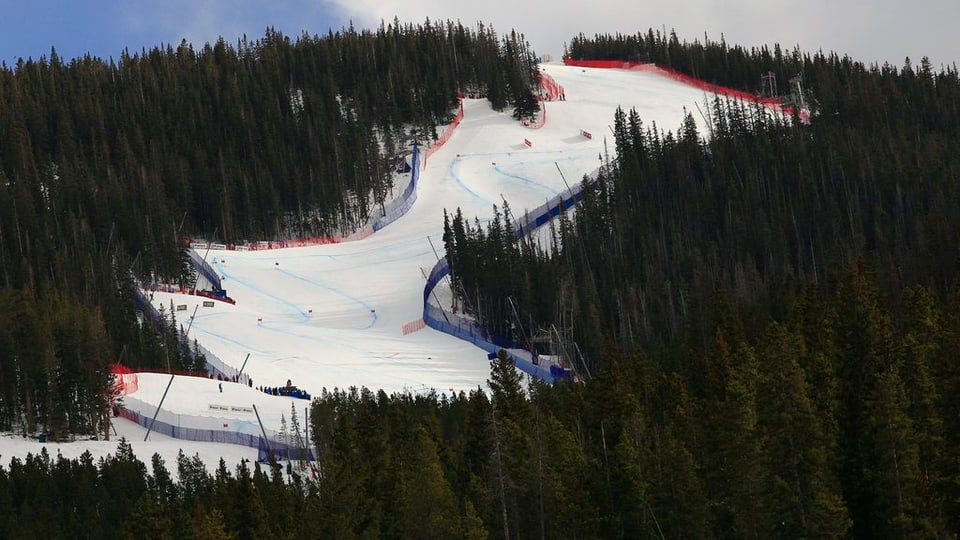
[150, 63, 728, 398]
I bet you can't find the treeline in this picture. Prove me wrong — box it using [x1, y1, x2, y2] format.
[0, 356, 586, 539]
[443, 33, 960, 536]
[442, 203, 562, 343]
[0, 21, 541, 435]
[0, 438, 315, 538]
[9, 322, 957, 539]
[309, 291, 960, 538]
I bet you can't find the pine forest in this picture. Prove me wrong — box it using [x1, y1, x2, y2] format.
[1, 24, 959, 539]
[0, 21, 539, 437]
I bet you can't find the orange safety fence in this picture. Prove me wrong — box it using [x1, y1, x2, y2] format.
[539, 71, 564, 101]
[402, 317, 427, 335]
[128, 367, 213, 378]
[111, 363, 139, 395]
[145, 284, 236, 305]
[424, 100, 465, 166]
[523, 98, 547, 130]
[111, 364, 245, 396]
[561, 58, 809, 122]
[520, 70, 564, 131]
[342, 223, 375, 243]
[189, 237, 341, 253]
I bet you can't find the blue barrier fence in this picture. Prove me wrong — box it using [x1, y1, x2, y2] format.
[514, 184, 591, 238]
[120, 147, 425, 458]
[131, 286, 251, 385]
[134, 286, 164, 332]
[188, 248, 223, 293]
[425, 304, 555, 381]
[421, 171, 602, 382]
[118, 399, 315, 462]
[372, 143, 421, 232]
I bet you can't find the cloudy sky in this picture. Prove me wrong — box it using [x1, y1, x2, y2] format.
[1, 1, 957, 70]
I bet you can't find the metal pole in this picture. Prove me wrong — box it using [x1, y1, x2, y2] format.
[507, 296, 532, 349]
[238, 353, 251, 376]
[554, 162, 572, 192]
[574, 342, 592, 380]
[184, 304, 199, 338]
[253, 403, 272, 457]
[425, 236, 453, 324]
[428, 234, 478, 318]
[144, 374, 175, 441]
[192, 227, 217, 295]
[419, 266, 451, 325]
[427, 235, 447, 271]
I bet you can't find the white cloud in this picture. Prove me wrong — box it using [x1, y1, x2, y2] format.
[105, 0, 960, 69]
[324, 0, 959, 68]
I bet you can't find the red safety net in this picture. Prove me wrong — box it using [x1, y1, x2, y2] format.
[538, 71, 564, 101]
[424, 100, 465, 165]
[522, 98, 547, 130]
[402, 317, 427, 335]
[111, 363, 139, 395]
[561, 58, 809, 120]
[146, 284, 236, 305]
[129, 367, 211, 378]
[343, 223, 375, 242]
[190, 237, 341, 253]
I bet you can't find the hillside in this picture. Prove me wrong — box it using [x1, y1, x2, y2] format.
[0, 21, 541, 437]
[142, 61, 741, 400]
[2, 27, 959, 539]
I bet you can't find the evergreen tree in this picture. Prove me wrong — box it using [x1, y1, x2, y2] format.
[755, 323, 851, 537]
[391, 426, 461, 539]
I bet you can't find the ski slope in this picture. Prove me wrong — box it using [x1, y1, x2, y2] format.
[149, 63, 729, 400]
[3, 63, 764, 468]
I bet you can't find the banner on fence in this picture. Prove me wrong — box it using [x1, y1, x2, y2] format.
[208, 403, 255, 414]
[118, 396, 315, 461]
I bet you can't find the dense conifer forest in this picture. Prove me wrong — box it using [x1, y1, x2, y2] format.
[439, 31, 960, 537]
[3, 26, 960, 539]
[0, 21, 540, 437]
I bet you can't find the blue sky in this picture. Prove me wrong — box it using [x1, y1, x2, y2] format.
[2, 1, 958, 69]
[0, 1, 346, 64]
